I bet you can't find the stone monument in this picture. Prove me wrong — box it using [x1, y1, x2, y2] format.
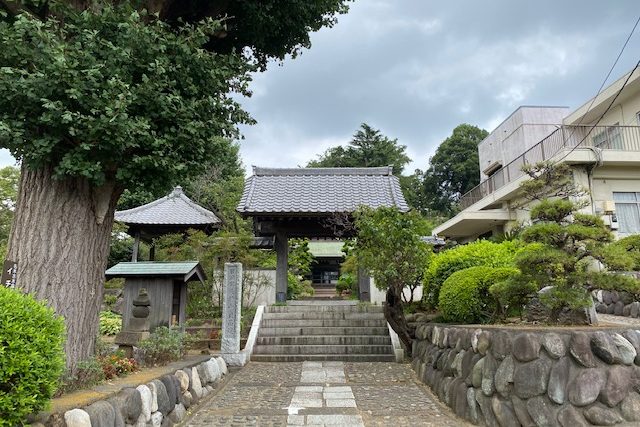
[220, 263, 247, 366]
[115, 288, 151, 357]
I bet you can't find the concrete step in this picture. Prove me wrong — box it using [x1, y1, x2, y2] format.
[253, 344, 393, 355]
[265, 304, 383, 313]
[250, 354, 396, 362]
[262, 312, 384, 321]
[256, 335, 392, 346]
[260, 318, 387, 328]
[258, 326, 389, 336]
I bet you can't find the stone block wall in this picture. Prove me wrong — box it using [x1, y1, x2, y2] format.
[593, 290, 640, 318]
[412, 323, 640, 426]
[35, 357, 228, 427]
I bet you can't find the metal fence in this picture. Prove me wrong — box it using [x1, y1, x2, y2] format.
[458, 125, 640, 209]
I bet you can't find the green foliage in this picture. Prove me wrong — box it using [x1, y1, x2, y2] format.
[419, 124, 489, 216]
[423, 240, 526, 307]
[108, 222, 133, 268]
[336, 273, 357, 296]
[0, 5, 253, 193]
[0, 287, 65, 424]
[99, 311, 122, 336]
[58, 357, 105, 396]
[354, 207, 432, 293]
[439, 266, 519, 323]
[138, 326, 191, 366]
[308, 123, 410, 175]
[609, 235, 640, 270]
[518, 162, 588, 204]
[514, 198, 640, 322]
[0, 166, 19, 259]
[287, 239, 315, 299]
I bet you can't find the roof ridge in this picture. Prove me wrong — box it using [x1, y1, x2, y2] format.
[176, 192, 220, 221]
[252, 166, 393, 177]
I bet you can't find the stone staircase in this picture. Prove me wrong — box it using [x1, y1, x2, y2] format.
[251, 302, 396, 362]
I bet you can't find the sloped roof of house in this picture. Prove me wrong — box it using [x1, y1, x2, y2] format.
[237, 166, 409, 215]
[115, 186, 221, 226]
[105, 261, 205, 282]
[308, 241, 345, 258]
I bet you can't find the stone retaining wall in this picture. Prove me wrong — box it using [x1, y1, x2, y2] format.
[35, 357, 228, 427]
[593, 290, 640, 318]
[412, 323, 640, 426]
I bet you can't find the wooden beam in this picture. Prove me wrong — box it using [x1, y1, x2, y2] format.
[132, 232, 140, 262]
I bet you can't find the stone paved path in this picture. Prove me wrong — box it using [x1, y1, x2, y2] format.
[183, 362, 469, 427]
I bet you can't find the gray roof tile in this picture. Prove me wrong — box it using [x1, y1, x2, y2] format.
[115, 186, 221, 226]
[237, 166, 409, 214]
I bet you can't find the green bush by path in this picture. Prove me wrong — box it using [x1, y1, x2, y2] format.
[99, 311, 122, 336]
[0, 287, 65, 425]
[438, 266, 519, 324]
[423, 239, 526, 307]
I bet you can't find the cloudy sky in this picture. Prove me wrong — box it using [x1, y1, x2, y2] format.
[233, 0, 640, 175]
[1, 1, 638, 174]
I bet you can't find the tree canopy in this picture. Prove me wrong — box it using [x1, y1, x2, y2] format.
[420, 124, 488, 215]
[308, 123, 410, 175]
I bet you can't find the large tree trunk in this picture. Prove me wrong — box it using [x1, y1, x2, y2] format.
[7, 165, 121, 373]
[384, 285, 413, 356]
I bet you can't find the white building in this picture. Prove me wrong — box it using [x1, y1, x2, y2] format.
[434, 67, 640, 242]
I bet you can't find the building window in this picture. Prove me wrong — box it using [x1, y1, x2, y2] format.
[613, 192, 640, 235]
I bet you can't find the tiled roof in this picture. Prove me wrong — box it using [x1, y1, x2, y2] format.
[237, 166, 409, 215]
[105, 261, 205, 282]
[115, 186, 221, 226]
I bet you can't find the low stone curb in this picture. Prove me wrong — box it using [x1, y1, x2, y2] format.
[31, 356, 229, 427]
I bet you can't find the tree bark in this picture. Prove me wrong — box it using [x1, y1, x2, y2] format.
[384, 285, 413, 356]
[7, 165, 121, 373]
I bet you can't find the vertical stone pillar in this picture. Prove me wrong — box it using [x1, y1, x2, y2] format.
[275, 231, 288, 303]
[357, 266, 371, 302]
[221, 262, 245, 365]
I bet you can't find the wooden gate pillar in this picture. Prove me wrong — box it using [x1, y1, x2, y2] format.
[275, 231, 289, 302]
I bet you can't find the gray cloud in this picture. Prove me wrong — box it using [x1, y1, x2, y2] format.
[237, 0, 640, 173]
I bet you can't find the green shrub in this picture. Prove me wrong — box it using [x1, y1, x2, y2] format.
[423, 240, 526, 306]
[58, 357, 105, 396]
[438, 266, 519, 323]
[138, 327, 191, 366]
[610, 235, 640, 271]
[0, 287, 65, 424]
[99, 311, 122, 336]
[336, 273, 357, 295]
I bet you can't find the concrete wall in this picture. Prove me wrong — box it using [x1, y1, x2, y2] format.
[478, 107, 569, 181]
[369, 277, 423, 305]
[412, 323, 640, 426]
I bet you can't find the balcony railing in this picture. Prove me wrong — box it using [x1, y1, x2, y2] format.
[458, 125, 640, 210]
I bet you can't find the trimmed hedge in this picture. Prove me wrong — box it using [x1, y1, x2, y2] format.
[423, 239, 525, 306]
[438, 266, 519, 324]
[0, 287, 65, 424]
